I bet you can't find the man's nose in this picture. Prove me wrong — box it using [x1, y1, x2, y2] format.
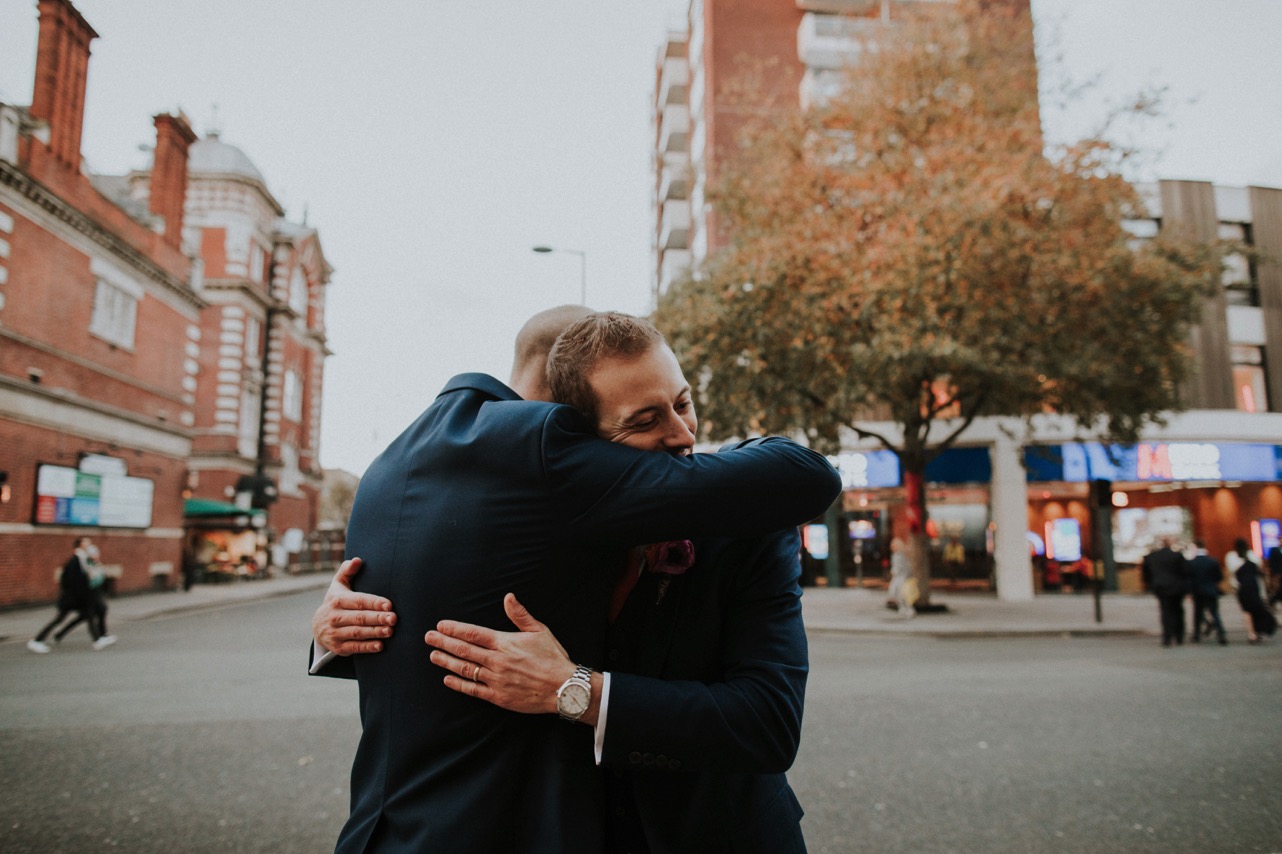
[663, 413, 695, 450]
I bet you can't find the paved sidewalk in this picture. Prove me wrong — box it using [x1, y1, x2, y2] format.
[802, 587, 1159, 637]
[2, 570, 1165, 644]
[0, 572, 331, 644]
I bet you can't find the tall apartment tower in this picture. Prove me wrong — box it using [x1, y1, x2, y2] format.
[654, 0, 966, 300]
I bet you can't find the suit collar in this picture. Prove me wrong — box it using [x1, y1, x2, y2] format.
[440, 373, 522, 402]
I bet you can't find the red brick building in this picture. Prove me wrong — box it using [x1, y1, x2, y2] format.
[169, 133, 331, 566]
[0, 0, 332, 606]
[0, 0, 201, 605]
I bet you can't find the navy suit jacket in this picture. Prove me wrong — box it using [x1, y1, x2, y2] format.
[331, 374, 839, 853]
[1142, 547, 1189, 597]
[1187, 554, 1223, 598]
[603, 529, 808, 854]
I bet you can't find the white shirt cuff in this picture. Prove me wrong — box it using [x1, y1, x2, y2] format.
[593, 671, 611, 765]
[309, 641, 336, 675]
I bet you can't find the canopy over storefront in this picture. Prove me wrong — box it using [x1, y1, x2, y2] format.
[183, 498, 265, 524]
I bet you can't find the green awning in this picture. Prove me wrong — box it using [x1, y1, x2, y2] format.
[183, 498, 265, 518]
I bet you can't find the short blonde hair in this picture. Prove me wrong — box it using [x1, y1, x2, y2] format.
[547, 312, 665, 423]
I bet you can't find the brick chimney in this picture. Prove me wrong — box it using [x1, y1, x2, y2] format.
[28, 0, 99, 170]
[149, 112, 197, 249]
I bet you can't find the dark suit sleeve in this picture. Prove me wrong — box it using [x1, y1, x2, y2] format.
[309, 644, 356, 679]
[601, 529, 807, 774]
[542, 409, 841, 545]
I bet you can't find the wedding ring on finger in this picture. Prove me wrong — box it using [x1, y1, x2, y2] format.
[472, 664, 481, 682]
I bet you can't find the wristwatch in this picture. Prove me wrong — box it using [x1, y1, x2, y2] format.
[556, 665, 594, 722]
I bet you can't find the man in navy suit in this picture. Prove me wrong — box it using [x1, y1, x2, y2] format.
[423, 311, 811, 853]
[316, 308, 839, 852]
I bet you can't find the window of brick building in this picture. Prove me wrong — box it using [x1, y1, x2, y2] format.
[1232, 345, 1269, 413]
[283, 368, 302, 421]
[289, 266, 307, 316]
[89, 279, 137, 348]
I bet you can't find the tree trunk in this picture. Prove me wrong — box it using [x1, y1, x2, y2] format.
[903, 468, 933, 606]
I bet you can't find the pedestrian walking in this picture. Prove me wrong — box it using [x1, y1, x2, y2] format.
[1224, 538, 1261, 576]
[1141, 538, 1189, 647]
[1187, 540, 1227, 645]
[1229, 538, 1276, 644]
[943, 536, 965, 586]
[887, 537, 916, 618]
[85, 543, 111, 641]
[1267, 545, 1282, 608]
[27, 537, 116, 652]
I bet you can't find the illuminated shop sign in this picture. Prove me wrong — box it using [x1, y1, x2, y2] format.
[827, 447, 992, 489]
[1024, 443, 1282, 483]
[827, 451, 900, 489]
[802, 524, 830, 560]
[1045, 518, 1082, 562]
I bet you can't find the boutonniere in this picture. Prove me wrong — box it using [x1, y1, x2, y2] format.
[643, 540, 695, 605]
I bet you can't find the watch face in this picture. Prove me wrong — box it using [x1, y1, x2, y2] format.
[559, 683, 590, 717]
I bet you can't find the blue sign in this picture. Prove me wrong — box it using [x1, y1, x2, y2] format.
[828, 446, 992, 488]
[1260, 518, 1281, 554]
[926, 447, 992, 484]
[828, 451, 900, 489]
[1024, 443, 1282, 483]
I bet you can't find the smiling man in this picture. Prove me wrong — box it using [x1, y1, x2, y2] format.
[429, 311, 815, 853]
[313, 309, 838, 853]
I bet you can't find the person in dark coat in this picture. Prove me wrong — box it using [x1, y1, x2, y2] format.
[312, 309, 839, 853]
[419, 312, 818, 853]
[1187, 540, 1227, 645]
[27, 537, 114, 652]
[1230, 538, 1277, 643]
[1267, 546, 1282, 608]
[1141, 538, 1190, 647]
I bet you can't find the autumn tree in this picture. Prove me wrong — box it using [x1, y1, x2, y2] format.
[654, 0, 1224, 601]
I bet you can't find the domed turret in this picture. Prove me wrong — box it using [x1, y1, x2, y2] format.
[187, 131, 266, 184]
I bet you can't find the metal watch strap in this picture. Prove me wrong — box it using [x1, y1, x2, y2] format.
[556, 665, 594, 722]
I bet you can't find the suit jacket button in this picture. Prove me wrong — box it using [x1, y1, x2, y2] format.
[642, 753, 655, 765]
[655, 755, 668, 768]
[629, 752, 642, 764]
[669, 758, 681, 770]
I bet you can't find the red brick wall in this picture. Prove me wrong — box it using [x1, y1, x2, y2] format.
[0, 418, 186, 607]
[702, 0, 804, 252]
[199, 228, 227, 279]
[271, 486, 318, 536]
[0, 211, 197, 420]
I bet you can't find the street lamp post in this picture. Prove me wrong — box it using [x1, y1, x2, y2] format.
[532, 245, 587, 305]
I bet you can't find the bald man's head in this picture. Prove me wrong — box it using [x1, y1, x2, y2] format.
[509, 304, 594, 400]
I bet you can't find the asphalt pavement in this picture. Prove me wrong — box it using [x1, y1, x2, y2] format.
[0, 571, 1180, 646]
[2, 581, 1277, 853]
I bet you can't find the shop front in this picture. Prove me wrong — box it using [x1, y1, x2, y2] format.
[809, 447, 997, 590]
[1025, 442, 1282, 591]
[182, 498, 268, 586]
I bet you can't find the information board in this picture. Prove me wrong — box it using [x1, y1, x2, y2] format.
[34, 464, 154, 528]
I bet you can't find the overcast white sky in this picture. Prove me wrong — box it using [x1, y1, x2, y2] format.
[2, 0, 1280, 476]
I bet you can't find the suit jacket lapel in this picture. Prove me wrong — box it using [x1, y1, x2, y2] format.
[610, 568, 689, 678]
